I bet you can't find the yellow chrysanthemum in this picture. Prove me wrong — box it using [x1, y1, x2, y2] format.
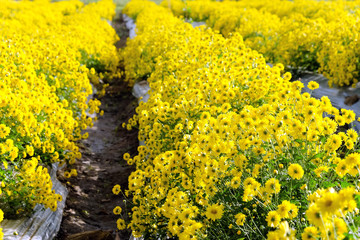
[116, 218, 126, 230]
[307, 81, 319, 90]
[301, 226, 318, 240]
[288, 163, 304, 180]
[112, 184, 121, 195]
[334, 218, 347, 235]
[230, 176, 241, 189]
[306, 204, 323, 227]
[113, 206, 122, 215]
[345, 153, 360, 167]
[265, 178, 281, 194]
[335, 160, 348, 178]
[277, 200, 292, 218]
[316, 191, 340, 216]
[205, 204, 224, 221]
[266, 211, 281, 228]
[235, 213, 246, 226]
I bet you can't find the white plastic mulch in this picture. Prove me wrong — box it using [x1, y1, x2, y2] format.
[2, 163, 68, 240]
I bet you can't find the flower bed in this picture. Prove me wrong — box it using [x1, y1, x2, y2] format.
[0, 0, 119, 237]
[117, 1, 360, 239]
[162, 0, 360, 88]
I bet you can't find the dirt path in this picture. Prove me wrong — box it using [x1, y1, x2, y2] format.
[55, 15, 137, 240]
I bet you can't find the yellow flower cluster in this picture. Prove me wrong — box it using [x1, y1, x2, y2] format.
[121, 0, 360, 239]
[0, 209, 3, 240]
[122, 0, 172, 87]
[0, 0, 118, 220]
[304, 187, 355, 239]
[162, 0, 360, 87]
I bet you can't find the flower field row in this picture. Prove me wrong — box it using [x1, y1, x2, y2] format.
[162, 0, 360, 88]
[0, 0, 119, 234]
[119, 0, 360, 239]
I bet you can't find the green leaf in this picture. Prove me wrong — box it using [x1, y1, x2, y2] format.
[353, 215, 360, 227]
[322, 181, 336, 188]
[340, 181, 351, 188]
[310, 152, 325, 160]
[355, 194, 360, 208]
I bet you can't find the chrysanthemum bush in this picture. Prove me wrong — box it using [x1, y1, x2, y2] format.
[114, 1, 360, 239]
[0, 0, 119, 226]
[161, 0, 360, 88]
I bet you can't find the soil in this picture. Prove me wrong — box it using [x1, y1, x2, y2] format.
[55, 14, 137, 240]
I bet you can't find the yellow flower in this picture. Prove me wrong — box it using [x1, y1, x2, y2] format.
[347, 128, 358, 142]
[342, 108, 356, 124]
[288, 203, 298, 219]
[301, 226, 318, 240]
[338, 187, 356, 203]
[113, 206, 122, 215]
[112, 184, 121, 195]
[307, 81, 319, 90]
[266, 211, 281, 228]
[64, 171, 71, 178]
[317, 191, 340, 216]
[342, 199, 357, 214]
[0, 124, 10, 139]
[283, 72, 292, 81]
[200, 112, 211, 121]
[288, 163, 304, 180]
[179, 208, 197, 222]
[345, 153, 360, 167]
[235, 213, 246, 226]
[278, 221, 296, 240]
[335, 160, 348, 178]
[230, 176, 241, 189]
[334, 218, 347, 235]
[205, 204, 224, 221]
[123, 153, 131, 161]
[56, 194, 63, 202]
[70, 169, 78, 177]
[116, 218, 126, 230]
[50, 200, 57, 212]
[267, 231, 280, 240]
[252, 164, 262, 177]
[265, 178, 281, 194]
[277, 200, 291, 218]
[314, 166, 329, 177]
[325, 134, 342, 151]
[306, 204, 323, 227]
[335, 115, 346, 126]
[345, 139, 354, 150]
[243, 177, 257, 189]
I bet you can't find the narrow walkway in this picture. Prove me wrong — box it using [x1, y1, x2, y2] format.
[56, 15, 137, 240]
